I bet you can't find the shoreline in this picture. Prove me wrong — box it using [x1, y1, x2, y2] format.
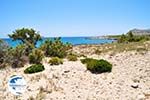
[1, 37, 115, 47]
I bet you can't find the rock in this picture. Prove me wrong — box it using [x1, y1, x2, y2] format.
[137, 94, 145, 100]
[64, 70, 70, 73]
[131, 83, 139, 88]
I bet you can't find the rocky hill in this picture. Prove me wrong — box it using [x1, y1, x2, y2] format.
[130, 29, 150, 35]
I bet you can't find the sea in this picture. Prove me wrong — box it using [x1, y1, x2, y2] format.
[1, 37, 114, 47]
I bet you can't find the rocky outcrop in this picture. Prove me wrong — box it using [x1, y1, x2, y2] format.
[130, 29, 150, 36]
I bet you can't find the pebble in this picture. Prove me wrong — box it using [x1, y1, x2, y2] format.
[131, 83, 139, 88]
[137, 94, 145, 100]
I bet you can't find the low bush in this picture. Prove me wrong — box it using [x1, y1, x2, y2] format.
[136, 47, 147, 52]
[118, 31, 150, 43]
[24, 64, 45, 74]
[94, 49, 102, 55]
[67, 54, 78, 61]
[0, 40, 10, 68]
[49, 57, 63, 65]
[40, 38, 72, 58]
[80, 58, 95, 64]
[81, 58, 112, 73]
[9, 45, 28, 68]
[136, 47, 148, 55]
[29, 49, 44, 64]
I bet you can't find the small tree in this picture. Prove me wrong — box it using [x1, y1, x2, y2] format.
[127, 31, 134, 42]
[8, 28, 42, 55]
[118, 34, 127, 43]
[127, 31, 134, 38]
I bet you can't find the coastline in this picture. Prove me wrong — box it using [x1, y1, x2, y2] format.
[1, 0, 150, 99]
[1, 37, 115, 47]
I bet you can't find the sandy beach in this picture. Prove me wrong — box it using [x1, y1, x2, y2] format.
[0, 45, 150, 100]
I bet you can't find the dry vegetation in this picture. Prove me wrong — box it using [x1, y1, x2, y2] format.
[73, 41, 150, 56]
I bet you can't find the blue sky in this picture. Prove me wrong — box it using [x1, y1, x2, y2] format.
[0, 0, 150, 38]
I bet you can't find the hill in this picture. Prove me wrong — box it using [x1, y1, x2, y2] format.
[130, 29, 150, 36]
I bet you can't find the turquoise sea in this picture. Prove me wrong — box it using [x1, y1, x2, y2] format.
[2, 37, 114, 47]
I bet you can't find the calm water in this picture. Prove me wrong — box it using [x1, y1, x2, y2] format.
[1, 37, 114, 47]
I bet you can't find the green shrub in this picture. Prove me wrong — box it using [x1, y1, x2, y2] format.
[80, 58, 95, 64]
[24, 64, 45, 74]
[67, 54, 78, 61]
[0, 40, 10, 68]
[49, 57, 63, 65]
[9, 45, 28, 68]
[81, 58, 112, 73]
[40, 38, 72, 58]
[29, 49, 44, 64]
[118, 31, 150, 43]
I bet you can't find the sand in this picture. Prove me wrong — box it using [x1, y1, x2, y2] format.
[0, 51, 150, 100]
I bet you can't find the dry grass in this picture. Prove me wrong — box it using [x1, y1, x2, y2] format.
[74, 41, 150, 55]
[35, 86, 46, 100]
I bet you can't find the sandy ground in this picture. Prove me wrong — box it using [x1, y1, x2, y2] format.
[0, 51, 150, 100]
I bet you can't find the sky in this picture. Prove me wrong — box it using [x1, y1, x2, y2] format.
[0, 0, 150, 38]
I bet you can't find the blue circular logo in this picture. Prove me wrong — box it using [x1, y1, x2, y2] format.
[8, 75, 26, 95]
